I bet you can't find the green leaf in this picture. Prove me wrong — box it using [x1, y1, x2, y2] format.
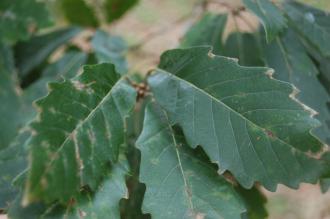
[0, 0, 52, 44]
[104, 0, 138, 23]
[236, 186, 268, 219]
[91, 30, 128, 75]
[319, 152, 330, 193]
[23, 51, 87, 106]
[15, 27, 81, 78]
[261, 30, 330, 144]
[243, 0, 287, 42]
[299, 32, 330, 95]
[0, 52, 88, 209]
[0, 44, 35, 209]
[181, 13, 227, 55]
[181, 13, 263, 66]
[0, 44, 25, 150]
[8, 156, 129, 219]
[148, 47, 323, 191]
[24, 63, 136, 204]
[120, 97, 150, 219]
[59, 0, 99, 27]
[224, 32, 264, 66]
[284, 0, 330, 57]
[136, 102, 246, 219]
[0, 130, 30, 210]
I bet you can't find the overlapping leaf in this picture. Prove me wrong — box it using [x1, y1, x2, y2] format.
[183, 11, 330, 145]
[8, 156, 129, 219]
[0, 0, 52, 43]
[0, 131, 30, 210]
[24, 63, 136, 204]
[136, 102, 246, 219]
[91, 30, 128, 75]
[23, 51, 87, 116]
[243, 0, 287, 42]
[0, 44, 33, 209]
[284, 0, 330, 57]
[237, 186, 267, 219]
[0, 44, 22, 150]
[261, 30, 330, 144]
[148, 47, 323, 191]
[224, 32, 264, 66]
[14, 27, 81, 78]
[181, 13, 227, 55]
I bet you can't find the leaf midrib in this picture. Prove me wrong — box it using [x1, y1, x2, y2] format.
[161, 108, 196, 214]
[36, 77, 124, 183]
[155, 68, 311, 152]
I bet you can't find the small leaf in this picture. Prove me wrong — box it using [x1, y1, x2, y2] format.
[91, 30, 128, 75]
[59, 0, 99, 27]
[0, 0, 52, 43]
[148, 47, 323, 191]
[243, 0, 287, 42]
[104, 0, 139, 23]
[14, 27, 81, 78]
[136, 102, 246, 219]
[284, 0, 330, 57]
[181, 13, 227, 55]
[24, 63, 136, 204]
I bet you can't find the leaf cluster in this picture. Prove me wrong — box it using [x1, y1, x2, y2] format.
[0, 0, 330, 218]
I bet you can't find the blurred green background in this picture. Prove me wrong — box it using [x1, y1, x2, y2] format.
[300, 0, 330, 10]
